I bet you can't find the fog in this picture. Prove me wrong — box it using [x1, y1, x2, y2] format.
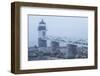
[28, 15, 88, 47]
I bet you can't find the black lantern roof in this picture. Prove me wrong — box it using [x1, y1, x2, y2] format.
[39, 19, 46, 24]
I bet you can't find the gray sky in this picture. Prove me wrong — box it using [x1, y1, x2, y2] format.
[28, 15, 88, 47]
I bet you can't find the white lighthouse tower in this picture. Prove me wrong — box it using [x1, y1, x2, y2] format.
[38, 19, 47, 47]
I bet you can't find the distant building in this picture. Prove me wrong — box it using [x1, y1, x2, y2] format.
[67, 44, 77, 58]
[51, 41, 60, 48]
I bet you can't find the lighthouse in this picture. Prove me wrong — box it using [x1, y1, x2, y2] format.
[38, 19, 47, 47]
